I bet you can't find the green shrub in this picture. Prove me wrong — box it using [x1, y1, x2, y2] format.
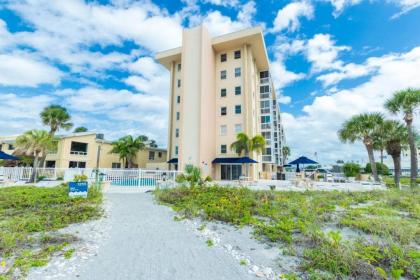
[343, 162, 361, 177]
[37, 175, 46, 181]
[73, 174, 88, 182]
[365, 162, 390, 175]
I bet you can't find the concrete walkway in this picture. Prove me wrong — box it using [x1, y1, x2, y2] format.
[66, 193, 256, 280]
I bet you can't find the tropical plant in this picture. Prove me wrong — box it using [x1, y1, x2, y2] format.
[382, 120, 408, 189]
[343, 162, 361, 178]
[338, 113, 384, 182]
[385, 88, 420, 187]
[175, 165, 212, 187]
[73, 126, 88, 133]
[282, 146, 291, 164]
[230, 132, 266, 177]
[40, 105, 73, 135]
[15, 130, 57, 182]
[365, 162, 390, 176]
[149, 139, 158, 148]
[109, 135, 146, 168]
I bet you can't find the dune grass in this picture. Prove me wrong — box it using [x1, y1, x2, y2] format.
[155, 186, 419, 279]
[0, 184, 102, 279]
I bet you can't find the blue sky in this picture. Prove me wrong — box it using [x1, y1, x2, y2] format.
[0, 0, 419, 164]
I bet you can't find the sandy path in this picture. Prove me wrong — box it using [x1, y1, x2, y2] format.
[30, 192, 257, 280]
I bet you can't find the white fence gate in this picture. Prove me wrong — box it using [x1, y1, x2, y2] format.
[0, 167, 180, 188]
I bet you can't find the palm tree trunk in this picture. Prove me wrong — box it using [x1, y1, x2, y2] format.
[391, 154, 401, 189]
[30, 155, 39, 183]
[366, 145, 379, 182]
[380, 149, 384, 165]
[406, 120, 418, 187]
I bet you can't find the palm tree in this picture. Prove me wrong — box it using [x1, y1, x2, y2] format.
[383, 120, 408, 189]
[73, 126, 88, 133]
[40, 105, 73, 135]
[385, 88, 420, 187]
[282, 146, 291, 164]
[176, 165, 212, 187]
[110, 135, 146, 168]
[16, 130, 56, 183]
[338, 113, 384, 182]
[230, 132, 266, 177]
[39, 105, 73, 167]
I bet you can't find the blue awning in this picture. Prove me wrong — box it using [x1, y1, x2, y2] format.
[167, 158, 178, 164]
[0, 151, 20, 160]
[288, 156, 317, 165]
[212, 157, 258, 164]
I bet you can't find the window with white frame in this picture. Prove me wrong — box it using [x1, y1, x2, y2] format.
[234, 124, 242, 133]
[220, 125, 227, 136]
[235, 67, 241, 77]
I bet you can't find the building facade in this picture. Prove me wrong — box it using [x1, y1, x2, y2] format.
[156, 25, 286, 180]
[0, 132, 168, 169]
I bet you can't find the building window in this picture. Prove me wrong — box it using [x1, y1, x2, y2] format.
[234, 124, 242, 133]
[112, 162, 121, 169]
[261, 115, 271, 123]
[158, 152, 162, 158]
[260, 85, 269, 93]
[221, 144, 227, 154]
[176, 112, 180, 120]
[46, 161, 56, 168]
[177, 63, 181, 71]
[221, 53, 227, 62]
[221, 107, 227, 116]
[8, 144, 14, 150]
[235, 105, 241, 114]
[221, 88, 226, 97]
[235, 67, 241, 77]
[221, 164, 242, 180]
[70, 142, 88, 155]
[175, 146, 178, 155]
[234, 50, 241, 59]
[149, 151, 155, 160]
[235, 86, 241, 95]
[69, 161, 86, 168]
[260, 71, 269, 79]
[175, 128, 179, 138]
[220, 70, 227, 80]
[220, 125, 227, 136]
[177, 96, 181, 103]
[177, 79, 181, 88]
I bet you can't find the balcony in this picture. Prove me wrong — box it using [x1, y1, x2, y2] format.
[261, 123, 271, 130]
[260, 93, 270, 99]
[262, 155, 272, 162]
[260, 77, 269, 84]
[260, 108, 270, 114]
[70, 151, 88, 156]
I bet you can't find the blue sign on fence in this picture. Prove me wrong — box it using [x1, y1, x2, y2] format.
[69, 181, 88, 198]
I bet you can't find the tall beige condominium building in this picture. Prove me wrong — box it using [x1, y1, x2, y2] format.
[156, 25, 286, 180]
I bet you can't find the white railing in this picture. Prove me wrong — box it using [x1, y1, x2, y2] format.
[0, 167, 180, 188]
[260, 77, 269, 84]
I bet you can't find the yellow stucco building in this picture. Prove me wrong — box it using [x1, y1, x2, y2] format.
[156, 25, 286, 180]
[0, 132, 168, 169]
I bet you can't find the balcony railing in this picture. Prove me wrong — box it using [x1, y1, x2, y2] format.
[260, 77, 269, 84]
[262, 155, 272, 162]
[70, 151, 88, 156]
[260, 93, 270, 99]
[260, 108, 270, 114]
[261, 123, 271, 130]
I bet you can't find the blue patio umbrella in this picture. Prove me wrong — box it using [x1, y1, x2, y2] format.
[288, 156, 318, 172]
[0, 151, 20, 160]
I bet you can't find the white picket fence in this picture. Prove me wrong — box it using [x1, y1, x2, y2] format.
[0, 167, 180, 188]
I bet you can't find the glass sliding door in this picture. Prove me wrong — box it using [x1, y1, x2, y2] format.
[221, 164, 242, 180]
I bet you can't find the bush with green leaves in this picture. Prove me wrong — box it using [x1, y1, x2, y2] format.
[365, 162, 390, 175]
[175, 165, 212, 187]
[73, 174, 88, 182]
[343, 162, 361, 177]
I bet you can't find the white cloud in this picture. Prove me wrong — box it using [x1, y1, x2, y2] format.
[388, 0, 420, 18]
[327, 0, 363, 17]
[202, 0, 239, 7]
[271, 60, 306, 89]
[271, 1, 314, 33]
[58, 87, 169, 144]
[283, 47, 420, 163]
[316, 62, 373, 86]
[0, 93, 53, 134]
[0, 53, 62, 87]
[306, 34, 350, 73]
